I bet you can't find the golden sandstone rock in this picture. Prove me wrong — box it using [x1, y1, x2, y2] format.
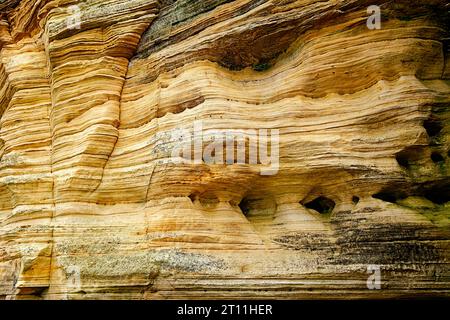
[0, 0, 449, 299]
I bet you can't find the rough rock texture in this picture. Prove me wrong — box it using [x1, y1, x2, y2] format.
[0, 0, 449, 299]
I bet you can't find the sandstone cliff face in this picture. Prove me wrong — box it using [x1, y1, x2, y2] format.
[0, 0, 449, 299]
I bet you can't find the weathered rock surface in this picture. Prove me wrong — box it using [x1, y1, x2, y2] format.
[0, 0, 449, 299]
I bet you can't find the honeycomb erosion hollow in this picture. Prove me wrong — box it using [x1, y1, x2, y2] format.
[0, 0, 449, 299]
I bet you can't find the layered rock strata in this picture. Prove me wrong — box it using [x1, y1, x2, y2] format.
[0, 0, 449, 299]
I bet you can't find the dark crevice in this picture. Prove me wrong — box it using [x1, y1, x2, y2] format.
[372, 192, 396, 203]
[238, 198, 251, 216]
[372, 190, 407, 204]
[373, 181, 450, 205]
[396, 152, 410, 168]
[303, 196, 335, 215]
[188, 193, 197, 203]
[352, 196, 360, 205]
[395, 146, 425, 169]
[431, 152, 445, 163]
[423, 117, 443, 137]
[421, 182, 450, 205]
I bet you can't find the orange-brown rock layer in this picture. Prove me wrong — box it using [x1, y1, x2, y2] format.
[0, 0, 449, 299]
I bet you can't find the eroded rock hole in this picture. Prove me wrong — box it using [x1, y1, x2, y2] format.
[192, 192, 220, 208]
[304, 196, 335, 214]
[188, 193, 197, 203]
[372, 193, 396, 203]
[238, 198, 251, 216]
[372, 189, 407, 203]
[396, 152, 410, 168]
[423, 117, 443, 137]
[431, 152, 444, 163]
[395, 147, 425, 169]
[352, 196, 360, 205]
[423, 183, 450, 205]
[199, 196, 219, 207]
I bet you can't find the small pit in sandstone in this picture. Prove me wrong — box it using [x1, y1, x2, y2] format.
[423, 117, 443, 137]
[199, 195, 220, 208]
[352, 196, 360, 205]
[423, 183, 450, 205]
[238, 198, 251, 216]
[372, 190, 407, 204]
[431, 152, 445, 163]
[395, 152, 412, 169]
[188, 193, 197, 203]
[395, 146, 424, 170]
[304, 196, 336, 215]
